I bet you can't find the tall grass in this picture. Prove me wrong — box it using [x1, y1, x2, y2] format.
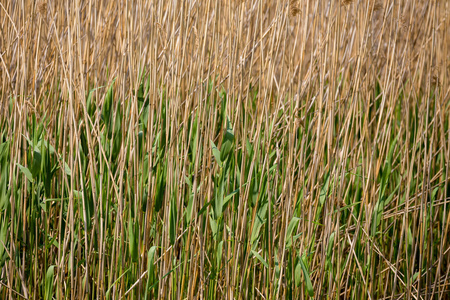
[0, 0, 449, 298]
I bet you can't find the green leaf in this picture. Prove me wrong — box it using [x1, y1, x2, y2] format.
[147, 246, 157, 276]
[431, 187, 439, 203]
[169, 196, 177, 245]
[209, 215, 218, 240]
[294, 258, 302, 287]
[223, 187, 240, 207]
[319, 174, 330, 206]
[371, 134, 400, 236]
[220, 117, 234, 161]
[31, 150, 42, 178]
[214, 177, 225, 219]
[101, 80, 115, 131]
[0, 141, 9, 158]
[86, 88, 95, 116]
[210, 140, 222, 167]
[44, 265, 55, 300]
[285, 217, 300, 248]
[184, 176, 192, 187]
[128, 230, 138, 264]
[128, 215, 138, 263]
[145, 246, 158, 299]
[105, 267, 131, 300]
[186, 193, 194, 224]
[16, 163, 34, 183]
[64, 162, 72, 176]
[154, 163, 166, 212]
[216, 241, 223, 269]
[0, 220, 9, 268]
[300, 256, 314, 297]
[0, 161, 9, 211]
[198, 199, 213, 216]
[251, 250, 269, 269]
[326, 232, 335, 270]
[250, 202, 268, 246]
[245, 138, 253, 158]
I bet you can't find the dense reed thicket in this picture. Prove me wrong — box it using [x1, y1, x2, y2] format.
[0, 0, 449, 298]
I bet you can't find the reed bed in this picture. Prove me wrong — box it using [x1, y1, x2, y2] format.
[0, 0, 449, 298]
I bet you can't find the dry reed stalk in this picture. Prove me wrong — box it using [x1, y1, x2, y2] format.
[0, 0, 448, 299]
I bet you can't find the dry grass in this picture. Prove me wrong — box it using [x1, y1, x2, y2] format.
[0, 0, 449, 299]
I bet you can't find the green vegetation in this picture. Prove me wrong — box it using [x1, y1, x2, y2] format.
[0, 0, 449, 299]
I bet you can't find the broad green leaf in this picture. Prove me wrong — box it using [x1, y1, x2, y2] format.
[251, 250, 269, 269]
[319, 174, 330, 206]
[0, 220, 8, 268]
[16, 163, 34, 183]
[209, 215, 218, 240]
[326, 232, 335, 270]
[216, 241, 223, 269]
[407, 225, 413, 252]
[223, 187, 240, 207]
[285, 217, 300, 248]
[31, 150, 42, 178]
[64, 162, 72, 176]
[86, 88, 95, 116]
[214, 177, 225, 219]
[245, 138, 253, 158]
[220, 117, 234, 161]
[198, 199, 213, 216]
[145, 246, 158, 299]
[186, 193, 194, 224]
[44, 265, 55, 300]
[0, 163, 9, 211]
[128, 215, 138, 263]
[0, 141, 9, 158]
[300, 256, 314, 297]
[294, 258, 302, 287]
[154, 163, 166, 212]
[210, 140, 222, 167]
[184, 176, 192, 187]
[169, 196, 177, 245]
[251, 202, 268, 246]
[73, 190, 83, 199]
[101, 80, 115, 131]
